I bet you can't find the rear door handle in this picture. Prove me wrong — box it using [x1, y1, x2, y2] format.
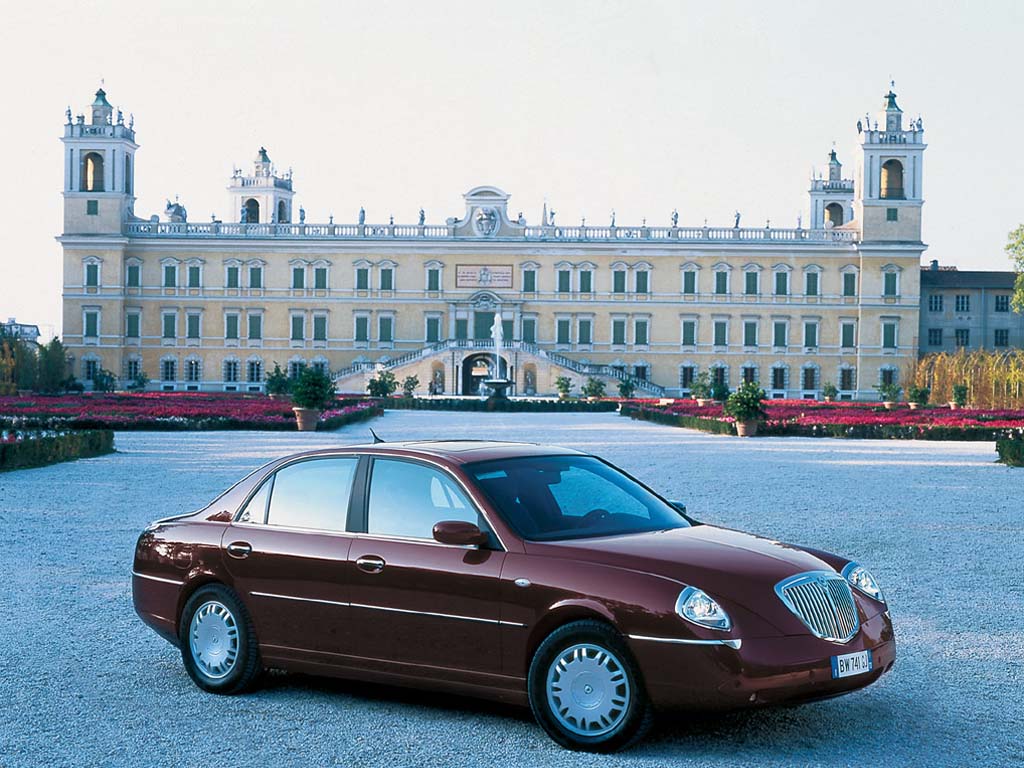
[356, 555, 385, 574]
[226, 541, 252, 559]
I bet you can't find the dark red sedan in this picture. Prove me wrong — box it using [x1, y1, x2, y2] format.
[133, 440, 894, 751]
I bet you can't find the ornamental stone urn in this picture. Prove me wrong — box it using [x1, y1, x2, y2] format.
[882, 401, 895, 410]
[696, 398, 711, 407]
[735, 421, 758, 437]
[292, 407, 320, 431]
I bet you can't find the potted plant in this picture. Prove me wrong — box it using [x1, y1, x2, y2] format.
[875, 381, 902, 409]
[554, 375, 573, 400]
[617, 380, 635, 399]
[581, 377, 606, 401]
[822, 381, 839, 402]
[290, 367, 336, 431]
[907, 385, 930, 410]
[367, 370, 398, 398]
[690, 371, 712, 406]
[950, 383, 968, 410]
[401, 374, 419, 399]
[266, 363, 290, 399]
[724, 381, 767, 437]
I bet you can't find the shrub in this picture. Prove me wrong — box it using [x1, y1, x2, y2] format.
[581, 377, 606, 399]
[996, 435, 1024, 467]
[0, 430, 114, 472]
[822, 381, 839, 400]
[690, 371, 712, 400]
[401, 375, 419, 398]
[125, 370, 150, 391]
[92, 368, 117, 393]
[36, 339, 69, 393]
[367, 370, 398, 398]
[711, 381, 730, 402]
[907, 385, 931, 406]
[291, 367, 336, 410]
[554, 376, 573, 397]
[876, 382, 902, 402]
[952, 384, 969, 407]
[617, 380, 635, 399]
[723, 381, 767, 422]
[382, 397, 618, 413]
[265, 363, 291, 395]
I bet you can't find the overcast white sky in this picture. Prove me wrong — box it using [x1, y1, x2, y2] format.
[2, 0, 1022, 338]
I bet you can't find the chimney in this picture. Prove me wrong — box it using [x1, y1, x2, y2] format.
[930, 259, 939, 271]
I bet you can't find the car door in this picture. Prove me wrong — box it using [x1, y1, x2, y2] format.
[223, 455, 361, 659]
[347, 456, 506, 676]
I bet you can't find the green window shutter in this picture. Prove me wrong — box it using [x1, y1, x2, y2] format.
[883, 323, 896, 348]
[355, 316, 368, 342]
[775, 272, 788, 295]
[226, 266, 239, 288]
[248, 315, 262, 340]
[356, 268, 369, 290]
[635, 271, 649, 294]
[683, 271, 696, 294]
[714, 321, 727, 346]
[843, 272, 856, 296]
[842, 324, 855, 348]
[188, 266, 201, 288]
[292, 267, 304, 289]
[455, 318, 468, 340]
[635, 321, 648, 346]
[579, 271, 592, 293]
[682, 321, 695, 346]
[314, 268, 327, 290]
[715, 272, 727, 294]
[187, 315, 200, 339]
[163, 314, 175, 338]
[380, 269, 394, 291]
[291, 316, 304, 341]
[558, 271, 571, 292]
[502, 319, 514, 340]
[127, 264, 140, 287]
[578, 320, 592, 345]
[612, 320, 625, 345]
[806, 272, 819, 296]
[249, 267, 262, 289]
[125, 314, 139, 338]
[379, 317, 393, 342]
[557, 319, 571, 344]
[613, 272, 626, 293]
[884, 272, 898, 296]
[744, 322, 757, 347]
[521, 319, 535, 343]
[225, 315, 239, 340]
[163, 265, 176, 288]
[85, 312, 98, 337]
[313, 316, 327, 341]
[86, 200, 98, 215]
[426, 317, 440, 342]
[804, 322, 817, 348]
[427, 269, 440, 291]
[523, 271, 536, 292]
[773, 322, 786, 347]
[86, 264, 99, 286]
[745, 272, 758, 295]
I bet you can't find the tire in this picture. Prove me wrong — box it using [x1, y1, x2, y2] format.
[528, 619, 654, 752]
[178, 583, 262, 695]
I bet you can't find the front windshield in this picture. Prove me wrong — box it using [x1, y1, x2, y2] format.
[465, 455, 690, 541]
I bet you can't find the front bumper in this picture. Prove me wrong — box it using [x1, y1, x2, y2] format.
[632, 610, 895, 711]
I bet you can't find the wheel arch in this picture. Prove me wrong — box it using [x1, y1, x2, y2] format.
[175, 570, 236, 632]
[524, 599, 621, 670]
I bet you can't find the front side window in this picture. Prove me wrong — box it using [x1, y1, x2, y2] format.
[226, 266, 239, 289]
[744, 272, 758, 296]
[994, 329, 1009, 347]
[771, 367, 786, 390]
[841, 322, 855, 348]
[186, 314, 200, 339]
[521, 318, 536, 344]
[928, 328, 943, 346]
[266, 458, 358, 531]
[743, 321, 757, 347]
[773, 321, 787, 348]
[379, 316, 393, 343]
[225, 314, 239, 340]
[314, 267, 328, 290]
[774, 271, 788, 296]
[380, 268, 394, 291]
[682, 320, 696, 347]
[804, 322, 818, 349]
[929, 294, 943, 312]
[883, 323, 898, 349]
[955, 295, 970, 313]
[556, 319, 571, 345]
[84, 311, 99, 338]
[427, 268, 440, 292]
[955, 328, 969, 347]
[713, 320, 727, 347]
[580, 270, 593, 293]
[125, 313, 140, 339]
[578, 319, 592, 346]
[368, 459, 478, 539]
[805, 272, 819, 296]
[612, 319, 626, 346]
[291, 315, 304, 341]
[426, 316, 441, 343]
[356, 268, 369, 290]
[355, 316, 369, 342]
[468, 455, 689, 542]
[162, 314, 176, 339]
[313, 315, 327, 341]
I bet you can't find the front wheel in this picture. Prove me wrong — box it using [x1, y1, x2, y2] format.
[528, 620, 653, 751]
[179, 584, 262, 694]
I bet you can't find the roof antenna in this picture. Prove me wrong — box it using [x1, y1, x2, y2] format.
[369, 428, 385, 444]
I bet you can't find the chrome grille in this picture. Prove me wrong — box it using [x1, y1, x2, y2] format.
[775, 572, 860, 643]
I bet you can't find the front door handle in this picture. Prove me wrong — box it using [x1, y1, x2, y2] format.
[226, 541, 252, 559]
[355, 555, 386, 574]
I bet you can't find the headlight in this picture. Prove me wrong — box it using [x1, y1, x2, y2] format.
[842, 562, 885, 602]
[675, 586, 731, 631]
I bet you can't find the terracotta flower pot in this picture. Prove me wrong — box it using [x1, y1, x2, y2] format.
[735, 420, 758, 437]
[269, 393, 289, 401]
[293, 407, 321, 431]
[908, 402, 919, 410]
[948, 402, 959, 410]
[883, 401, 895, 410]
[824, 396, 834, 403]
[696, 398, 711, 407]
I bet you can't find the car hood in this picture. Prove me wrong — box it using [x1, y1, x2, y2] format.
[527, 524, 838, 616]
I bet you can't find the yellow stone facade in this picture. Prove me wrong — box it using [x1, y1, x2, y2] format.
[60, 89, 927, 399]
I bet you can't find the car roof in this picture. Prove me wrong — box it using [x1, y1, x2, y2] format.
[277, 440, 586, 466]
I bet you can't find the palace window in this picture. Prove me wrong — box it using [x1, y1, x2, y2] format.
[928, 294, 943, 312]
[425, 316, 441, 343]
[955, 294, 970, 312]
[742, 366, 757, 384]
[288, 361, 306, 380]
[774, 271, 789, 296]
[578, 318, 592, 346]
[681, 320, 696, 347]
[713, 320, 728, 347]
[743, 321, 757, 348]
[805, 271, 819, 297]
[612, 319, 626, 346]
[427, 268, 441, 292]
[994, 329, 1009, 347]
[378, 316, 394, 344]
[522, 270, 537, 293]
[802, 367, 818, 391]
[314, 267, 327, 290]
[186, 314, 201, 339]
[635, 271, 649, 294]
[995, 295, 1010, 313]
[682, 270, 697, 295]
[454, 318, 468, 340]
[246, 360, 262, 383]
[248, 265, 263, 289]
[356, 268, 370, 290]
[679, 365, 696, 389]
[883, 272, 898, 297]
[557, 270, 571, 293]
[880, 368, 897, 387]
[841, 322, 856, 349]
[226, 266, 239, 289]
[162, 313, 176, 339]
[247, 314, 263, 341]
[773, 321, 788, 348]
[714, 271, 728, 295]
[85, 263, 99, 287]
[355, 316, 370, 343]
[634, 365, 648, 381]
[634, 319, 649, 346]
[127, 264, 141, 288]
[579, 270, 593, 293]
[886, 208, 898, 221]
[225, 314, 239, 340]
[521, 318, 536, 344]
[883, 322, 898, 349]
[292, 266, 305, 289]
[313, 315, 328, 342]
[161, 359, 177, 381]
[840, 368, 855, 391]
[928, 328, 943, 346]
[613, 271, 627, 294]
[744, 272, 758, 296]
[125, 313, 140, 339]
[803, 321, 818, 349]
[188, 265, 202, 288]
[711, 366, 727, 387]
[224, 360, 240, 383]
[125, 359, 141, 381]
[84, 311, 99, 338]
[556, 319, 571, 345]
[379, 268, 394, 291]
[185, 359, 201, 382]
[291, 315, 305, 341]
[163, 264, 177, 288]
[843, 272, 857, 297]
[771, 366, 787, 390]
[955, 328, 970, 347]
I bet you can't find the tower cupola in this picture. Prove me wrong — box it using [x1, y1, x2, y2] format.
[828, 149, 842, 181]
[90, 88, 113, 125]
[884, 88, 902, 132]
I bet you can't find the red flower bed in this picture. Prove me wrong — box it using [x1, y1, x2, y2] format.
[0, 393, 381, 431]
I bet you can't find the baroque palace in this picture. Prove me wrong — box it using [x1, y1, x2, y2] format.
[60, 87, 926, 398]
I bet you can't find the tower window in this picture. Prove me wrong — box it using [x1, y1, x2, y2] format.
[824, 203, 844, 226]
[277, 200, 288, 224]
[886, 208, 898, 222]
[244, 198, 260, 224]
[85, 263, 99, 287]
[880, 159, 904, 199]
[81, 152, 104, 192]
[86, 200, 99, 215]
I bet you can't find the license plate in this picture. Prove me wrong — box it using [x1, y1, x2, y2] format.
[831, 649, 873, 679]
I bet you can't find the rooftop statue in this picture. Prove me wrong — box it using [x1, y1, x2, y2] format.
[671, 209, 679, 227]
[358, 207, 365, 225]
[419, 208, 425, 225]
[734, 211, 741, 228]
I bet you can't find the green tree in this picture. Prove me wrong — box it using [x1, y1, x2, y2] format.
[1007, 224, 1024, 313]
[36, 339, 69, 393]
[367, 370, 398, 397]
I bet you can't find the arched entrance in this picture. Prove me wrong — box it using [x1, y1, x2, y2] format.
[461, 353, 509, 395]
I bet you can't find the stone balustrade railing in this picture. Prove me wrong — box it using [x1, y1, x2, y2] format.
[125, 220, 858, 244]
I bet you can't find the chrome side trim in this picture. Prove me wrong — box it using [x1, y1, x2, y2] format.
[350, 602, 524, 627]
[132, 570, 184, 586]
[628, 634, 742, 650]
[250, 591, 348, 608]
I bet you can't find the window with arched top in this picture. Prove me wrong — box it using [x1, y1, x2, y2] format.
[277, 200, 288, 223]
[824, 202, 844, 226]
[244, 198, 260, 223]
[880, 159, 904, 199]
[82, 152, 104, 192]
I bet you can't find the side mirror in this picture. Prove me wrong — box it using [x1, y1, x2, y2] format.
[669, 500, 702, 526]
[433, 520, 489, 547]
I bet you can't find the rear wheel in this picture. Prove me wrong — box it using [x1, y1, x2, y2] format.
[528, 620, 653, 751]
[179, 584, 261, 694]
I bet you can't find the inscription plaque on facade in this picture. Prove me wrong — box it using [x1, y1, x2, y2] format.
[456, 265, 513, 288]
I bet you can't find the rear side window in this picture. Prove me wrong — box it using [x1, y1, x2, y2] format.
[266, 457, 358, 532]
[367, 459, 478, 539]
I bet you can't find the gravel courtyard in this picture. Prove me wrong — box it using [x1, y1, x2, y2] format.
[1, 411, 1021, 767]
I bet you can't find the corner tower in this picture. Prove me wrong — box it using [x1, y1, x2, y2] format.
[853, 88, 926, 242]
[61, 88, 138, 235]
[809, 149, 854, 228]
[228, 147, 295, 224]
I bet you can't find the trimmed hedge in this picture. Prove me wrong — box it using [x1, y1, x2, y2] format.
[621, 405, 736, 435]
[381, 397, 620, 413]
[996, 435, 1024, 466]
[0, 430, 114, 472]
[320, 404, 384, 430]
